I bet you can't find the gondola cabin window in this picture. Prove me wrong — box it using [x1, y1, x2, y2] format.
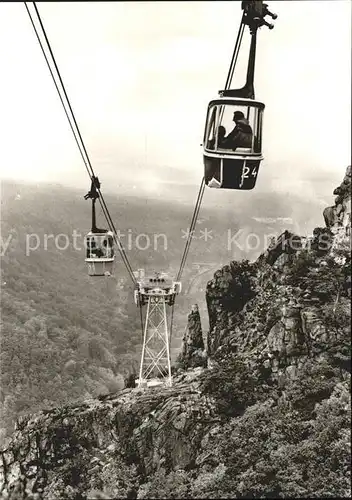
[85, 233, 114, 260]
[204, 99, 264, 157]
[84, 231, 115, 276]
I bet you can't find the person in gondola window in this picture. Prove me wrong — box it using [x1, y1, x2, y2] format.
[222, 111, 253, 150]
[87, 237, 105, 258]
[86, 237, 96, 259]
[208, 125, 226, 150]
[102, 235, 114, 258]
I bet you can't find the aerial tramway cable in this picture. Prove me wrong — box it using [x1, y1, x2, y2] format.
[176, 178, 205, 283]
[224, 14, 245, 92]
[25, 2, 137, 287]
[169, 178, 205, 346]
[24, 3, 91, 178]
[218, 17, 245, 127]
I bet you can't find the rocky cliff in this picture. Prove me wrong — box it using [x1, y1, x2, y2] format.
[1, 167, 351, 499]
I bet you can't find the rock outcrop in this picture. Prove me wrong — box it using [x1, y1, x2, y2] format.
[205, 167, 351, 387]
[0, 167, 350, 499]
[0, 376, 219, 499]
[176, 305, 207, 370]
[323, 165, 351, 235]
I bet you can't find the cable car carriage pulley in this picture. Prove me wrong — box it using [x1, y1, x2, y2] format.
[84, 176, 115, 276]
[203, 1, 277, 190]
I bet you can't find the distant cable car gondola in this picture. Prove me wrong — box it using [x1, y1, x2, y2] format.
[203, 1, 277, 190]
[84, 176, 115, 276]
[85, 231, 114, 277]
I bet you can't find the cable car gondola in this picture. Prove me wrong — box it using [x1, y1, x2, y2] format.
[204, 97, 264, 190]
[84, 176, 115, 276]
[203, 1, 277, 190]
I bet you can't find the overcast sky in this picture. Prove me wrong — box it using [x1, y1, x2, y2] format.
[1, 1, 351, 198]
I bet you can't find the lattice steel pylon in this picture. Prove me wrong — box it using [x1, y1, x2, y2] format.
[134, 270, 182, 388]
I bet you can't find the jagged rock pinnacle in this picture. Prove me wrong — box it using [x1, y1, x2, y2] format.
[176, 304, 207, 370]
[323, 165, 351, 235]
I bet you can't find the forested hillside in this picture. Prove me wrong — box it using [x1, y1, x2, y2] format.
[0, 179, 325, 446]
[0, 167, 350, 498]
[1, 185, 140, 445]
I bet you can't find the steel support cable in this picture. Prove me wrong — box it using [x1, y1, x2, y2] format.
[31, 2, 94, 176]
[182, 178, 205, 275]
[25, 2, 137, 285]
[29, 2, 134, 278]
[27, 2, 136, 285]
[24, 2, 91, 177]
[175, 181, 202, 281]
[139, 303, 144, 340]
[170, 177, 205, 350]
[224, 14, 245, 90]
[169, 302, 175, 353]
[171, 178, 204, 344]
[93, 188, 137, 282]
[218, 19, 245, 127]
[176, 177, 205, 282]
[25, 4, 113, 243]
